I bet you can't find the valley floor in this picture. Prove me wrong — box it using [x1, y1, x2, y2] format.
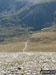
[0, 52, 56, 75]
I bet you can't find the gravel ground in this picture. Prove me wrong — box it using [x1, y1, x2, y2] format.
[0, 52, 56, 75]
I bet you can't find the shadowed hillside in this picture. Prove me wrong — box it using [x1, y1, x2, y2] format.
[0, 1, 56, 40]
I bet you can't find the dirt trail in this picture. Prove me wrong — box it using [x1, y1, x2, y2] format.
[23, 41, 28, 52]
[23, 40, 29, 52]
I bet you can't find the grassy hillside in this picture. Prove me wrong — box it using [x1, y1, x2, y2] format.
[27, 31, 56, 52]
[0, 26, 56, 52]
[0, 31, 56, 52]
[26, 25, 56, 52]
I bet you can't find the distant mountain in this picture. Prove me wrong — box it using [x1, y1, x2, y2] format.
[0, 0, 56, 40]
[20, 1, 56, 30]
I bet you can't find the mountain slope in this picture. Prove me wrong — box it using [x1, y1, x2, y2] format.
[40, 24, 56, 32]
[20, 2, 56, 30]
[0, 0, 56, 51]
[0, 0, 56, 40]
[26, 31, 56, 52]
